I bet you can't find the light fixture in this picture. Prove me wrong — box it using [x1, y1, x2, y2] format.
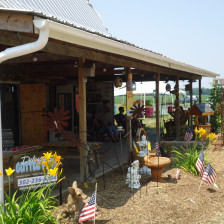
[103, 68, 107, 72]
[114, 76, 123, 88]
[74, 61, 78, 68]
[32, 56, 38, 62]
[165, 83, 171, 91]
[140, 74, 144, 84]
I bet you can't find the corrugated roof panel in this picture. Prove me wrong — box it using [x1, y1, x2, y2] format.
[0, 0, 110, 36]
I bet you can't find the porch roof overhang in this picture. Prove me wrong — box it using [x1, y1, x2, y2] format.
[34, 18, 219, 79]
[0, 15, 220, 83]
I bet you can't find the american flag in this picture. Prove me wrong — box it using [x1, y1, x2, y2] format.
[196, 150, 205, 176]
[78, 191, 97, 223]
[202, 164, 217, 186]
[184, 127, 193, 141]
[155, 138, 161, 157]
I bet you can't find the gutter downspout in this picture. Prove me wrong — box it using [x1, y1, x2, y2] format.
[0, 20, 49, 63]
[0, 19, 50, 205]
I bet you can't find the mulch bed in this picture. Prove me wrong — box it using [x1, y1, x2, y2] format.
[59, 140, 224, 224]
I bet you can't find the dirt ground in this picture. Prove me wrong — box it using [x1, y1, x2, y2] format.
[60, 140, 224, 224]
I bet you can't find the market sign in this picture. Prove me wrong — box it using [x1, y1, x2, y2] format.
[14, 152, 57, 190]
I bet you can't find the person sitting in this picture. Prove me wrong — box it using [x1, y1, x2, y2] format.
[94, 103, 120, 143]
[114, 106, 126, 128]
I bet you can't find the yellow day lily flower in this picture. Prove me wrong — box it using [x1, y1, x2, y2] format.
[48, 167, 58, 176]
[207, 133, 217, 143]
[43, 161, 49, 169]
[198, 128, 206, 136]
[56, 161, 62, 168]
[43, 152, 52, 160]
[0, 171, 3, 176]
[55, 155, 62, 164]
[53, 151, 62, 163]
[194, 127, 199, 134]
[5, 167, 15, 177]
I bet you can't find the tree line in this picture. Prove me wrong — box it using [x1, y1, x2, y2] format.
[181, 88, 211, 95]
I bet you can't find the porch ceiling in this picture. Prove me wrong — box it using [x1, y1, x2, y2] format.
[0, 30, 203, 84]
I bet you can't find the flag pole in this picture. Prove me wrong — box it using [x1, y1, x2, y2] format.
[197, 179, 203, 193]
[94, 183, 97, 224]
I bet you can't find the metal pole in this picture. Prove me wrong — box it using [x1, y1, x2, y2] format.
[0, 88, 4, 204]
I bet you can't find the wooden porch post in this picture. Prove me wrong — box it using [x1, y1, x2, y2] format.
[175, 76, 180, 140]
[126, 67, 133, 153]
[199, 79, 202, 103]
[0, 91, 4, 204]
[78, 58, 87, 181]
[156, 73, 160, 140]
[189, 79, 193, 127]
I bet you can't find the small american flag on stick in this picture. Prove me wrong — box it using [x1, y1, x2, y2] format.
[155, 138, 161, 157]
[202, 164, 217, 186]
[79, 189, 97, 223]
[196, 150, 205, 176]
[184, 127, 193, 141]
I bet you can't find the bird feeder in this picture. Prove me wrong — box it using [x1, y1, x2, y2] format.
[188, 103, 214, 134]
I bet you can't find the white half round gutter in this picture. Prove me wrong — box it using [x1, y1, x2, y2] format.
[35, 18, 219, 78]
[0, 19, 49, 63]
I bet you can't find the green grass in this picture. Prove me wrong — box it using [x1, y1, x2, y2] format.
[114, 94, 209, 106]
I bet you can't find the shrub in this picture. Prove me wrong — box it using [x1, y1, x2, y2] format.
[208, 82, 222, 132]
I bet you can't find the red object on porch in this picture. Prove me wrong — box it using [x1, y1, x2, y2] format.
[145, 107, 154, 117]
[168, 106, 173, 113]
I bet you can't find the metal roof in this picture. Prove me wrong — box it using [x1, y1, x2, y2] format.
[0, 0, 110, 36]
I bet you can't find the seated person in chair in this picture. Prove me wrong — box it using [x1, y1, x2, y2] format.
[94, 103, 120, 143]
[114, 106, 126, 128]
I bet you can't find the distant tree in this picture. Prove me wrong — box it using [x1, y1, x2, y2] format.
[184, 88, 211, 95]
[208, 82, 221, 132]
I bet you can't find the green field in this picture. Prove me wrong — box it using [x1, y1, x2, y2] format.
[114, 94, 209, 129]
[114, 94, 209, 106]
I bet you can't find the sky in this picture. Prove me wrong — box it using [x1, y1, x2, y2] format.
[91, 0, 224, 89]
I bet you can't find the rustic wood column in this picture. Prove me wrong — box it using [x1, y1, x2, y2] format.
[156, 73, 160, 140]
[175, 76, 180, 140]
[126, 67, 133, 153]
[78, 58, 87, 181]
[189, 79, 193, 127]
[199, 79, 202, 103]
[190, 79, 193, 107]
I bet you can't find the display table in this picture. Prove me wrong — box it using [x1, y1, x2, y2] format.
[3, 145, 43, 163]
[44, 141, 80, 159]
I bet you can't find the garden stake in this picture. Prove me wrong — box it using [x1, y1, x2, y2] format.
[94, 183, 97, 224]
[156, 156, 159, 193]
[59, 180, 62, 205]
[197, 179, 203, 193]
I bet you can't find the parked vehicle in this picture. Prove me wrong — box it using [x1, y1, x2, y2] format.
[180, 96, 198, 104]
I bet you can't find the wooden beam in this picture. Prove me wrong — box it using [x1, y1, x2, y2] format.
[78, 57, 87, 181]
[199, 79, 202, 103]
[175, 76, 180, 140]
[189, 79, 193, 127]
[0, 31, 202, 80]
[156, 73, 160, 140]
[0, 13, 33, 33]
[126, 67, 133, 156]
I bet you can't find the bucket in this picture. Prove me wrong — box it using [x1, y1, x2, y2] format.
[145, 107, 154, 117]
[168, 106, 173, 113]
